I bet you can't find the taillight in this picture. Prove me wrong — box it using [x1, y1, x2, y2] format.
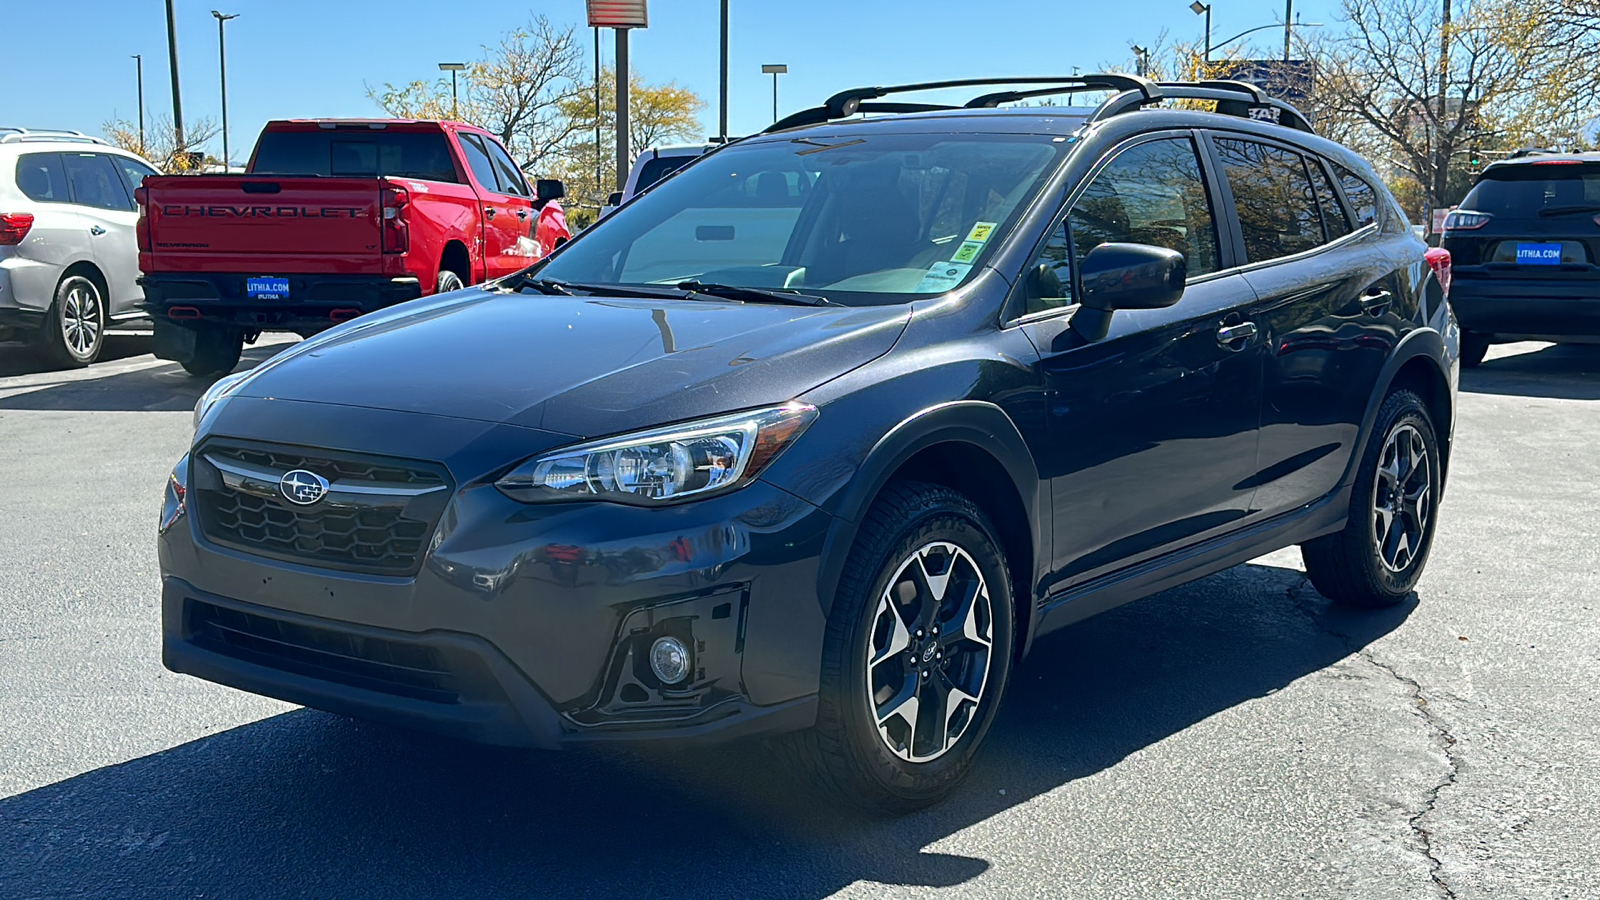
[1424, 247, 1452, 298]
[381, 183, 410, 255]
[0, 213, 34, 245]
[1442, 210, 1491, 231]
[134, 188, 151, 252]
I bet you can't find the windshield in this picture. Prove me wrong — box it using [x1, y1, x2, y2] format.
[540, 132, 1067, 305]
[1462, 163, 1600, 216]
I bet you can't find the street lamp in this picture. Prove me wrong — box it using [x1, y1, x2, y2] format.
[211, 11, 239, 170]
[131, 54, 145, 152]
[1190, 1, 1213, 63]
[1203, 21, 1323, 58]
[761, 64, 787, 123]
[438, 62, 467, 120]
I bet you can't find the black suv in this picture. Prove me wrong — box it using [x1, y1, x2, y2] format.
[160, 76, 1458, 812]
[1443, 149, 1600, 366]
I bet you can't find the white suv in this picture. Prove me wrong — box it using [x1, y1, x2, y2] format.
[0, 128, 159, 366]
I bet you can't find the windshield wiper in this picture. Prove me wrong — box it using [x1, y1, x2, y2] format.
[1538, 203, 1600, 217]
[512, 276, 574, 295]
[676, 281, 835, 307]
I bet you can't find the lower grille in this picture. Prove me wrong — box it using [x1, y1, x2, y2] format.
[187, 600, 459, 704]
[193, 441, 450, 576]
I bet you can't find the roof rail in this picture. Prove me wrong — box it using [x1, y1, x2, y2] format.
[763, 75, 1160, 133]
[1089, 80, 1315, 133]
[760, 74, 1314, 135]
[0, 127, 109, 145]
[1506, 147, 1559, 159]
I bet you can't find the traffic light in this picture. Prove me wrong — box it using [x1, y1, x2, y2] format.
[1469, 146, 1481, 169]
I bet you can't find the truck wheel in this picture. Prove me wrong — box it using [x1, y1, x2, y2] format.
[436, 269, 465, 294]
[1301, 390, 1441, 607]
[34, 274, 105, 367]
[780, 481, 1015, 813]
[1459, 330, 1489, 368]
[181, 327, 244, 377]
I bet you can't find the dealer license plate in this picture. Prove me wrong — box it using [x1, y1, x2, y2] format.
[246, 276, 290, 300]
[1515, 243, 1562, 265]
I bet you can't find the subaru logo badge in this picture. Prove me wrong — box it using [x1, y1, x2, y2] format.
[280, 469, 330, 506]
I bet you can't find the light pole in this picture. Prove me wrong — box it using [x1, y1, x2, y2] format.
[438, 62, 466, 120]
[1190, 1, 1213, 64]
[761, 64, 786, 123]
[1131, 45, 1151, 77]
[719, 0, 729, 140]
[1203, 21, 1322, 58]
[132, 54, 145, 152]
[211, 11, 238, 170]
[164, 0, 184, 159]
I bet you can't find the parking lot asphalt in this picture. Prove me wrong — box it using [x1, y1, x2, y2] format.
[1, 337, 1596, 900]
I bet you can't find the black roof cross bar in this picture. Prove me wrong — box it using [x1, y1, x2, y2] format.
[1090, 79, 1316, 133]
[763, 74, 1160, 134]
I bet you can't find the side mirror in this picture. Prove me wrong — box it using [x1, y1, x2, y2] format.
[1071, 242, 1186, 341]
[536, 179, 566, 202]
[606, 191, 624, 207]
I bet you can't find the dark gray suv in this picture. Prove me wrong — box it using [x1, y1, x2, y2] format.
[160, 76, 1458, 812]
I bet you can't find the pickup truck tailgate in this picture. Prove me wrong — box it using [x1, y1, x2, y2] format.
[141, 176, 383, 273]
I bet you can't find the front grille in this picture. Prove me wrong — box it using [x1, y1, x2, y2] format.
[193, 441, 451, 576]
[188, 600, 459, 703]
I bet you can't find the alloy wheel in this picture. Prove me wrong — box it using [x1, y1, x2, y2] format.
[61, 281, 102, 358]
[1370, 422, 1432, 573]
[865, 541, 994, 763]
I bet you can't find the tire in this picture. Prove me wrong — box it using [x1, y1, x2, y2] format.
[180, 327, 243, 377]
[435, 268, 465, 294]
[1301, 389, 1442, 607]
[34, 273, 105, 367]
[1460, 330, 1489, 368]
[782, 480, 1016, 813]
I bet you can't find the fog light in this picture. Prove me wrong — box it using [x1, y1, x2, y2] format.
[649, 636, 691, 685]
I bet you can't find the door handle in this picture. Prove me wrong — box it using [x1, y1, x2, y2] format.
[484, 207, 496, 220]
[1216, 321, 1257, 348]
[1359, 290, 1392, 315]
[90, 225, 106, 236]
[515, 209, 529, 220]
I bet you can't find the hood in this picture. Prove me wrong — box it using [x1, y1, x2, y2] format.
[234, 289, 910, 437]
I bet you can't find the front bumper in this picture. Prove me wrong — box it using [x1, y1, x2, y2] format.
[1450, 275, 1600, 339]
[160, 400, 835, 748]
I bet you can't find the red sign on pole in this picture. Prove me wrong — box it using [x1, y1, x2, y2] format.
[586, 0, 648, 28]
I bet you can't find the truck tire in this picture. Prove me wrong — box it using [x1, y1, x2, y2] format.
[181, 327, 244, 377]
[779, 480, 1015, 813]
[436, 269, 465, 294]
[34, 274, 105, 368]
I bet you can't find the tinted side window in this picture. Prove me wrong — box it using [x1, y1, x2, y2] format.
[479, 136, 530, 197]
[63, 152, 133, 211]
[1215, 138, 1322, 262]
[14, 153, 68, 203]
[1333, 164, 1379, 229]
[111, 155, 158, 196]
[1307, 160, 1351, 240]
[1069, 137, 1220, 276]
[635, 156, 695, 193]
[457, 134, 505, 194]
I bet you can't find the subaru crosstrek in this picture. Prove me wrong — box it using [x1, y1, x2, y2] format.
[1442, 148, 1600, 366]
[160, 76, 1458, 812]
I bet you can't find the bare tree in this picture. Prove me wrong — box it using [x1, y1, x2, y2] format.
[102, 114, 222, 173]
[369, 15, 586, 173]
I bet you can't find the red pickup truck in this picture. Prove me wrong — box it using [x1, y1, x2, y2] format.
[137, 119, 569, 375]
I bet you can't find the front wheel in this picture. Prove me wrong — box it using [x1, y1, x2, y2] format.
[784, 481, 1015, 813]
[1302, 389, 1442, 607]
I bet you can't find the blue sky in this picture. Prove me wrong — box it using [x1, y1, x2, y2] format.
[8, 0, 1340, 164]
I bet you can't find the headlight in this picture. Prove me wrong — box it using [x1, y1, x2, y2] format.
[159, 453, 189, 535]
[192, 371, 250, 433]
[496, 403, 817, 504]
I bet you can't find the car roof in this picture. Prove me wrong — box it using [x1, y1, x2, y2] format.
[1483, 150, 1600, 173]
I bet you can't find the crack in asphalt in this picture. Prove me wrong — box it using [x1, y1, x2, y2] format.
[1285, 575, 1461, 900]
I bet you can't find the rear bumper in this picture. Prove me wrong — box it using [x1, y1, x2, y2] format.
[1450, 276, 1600, 339]
[140, 272, 423, 333]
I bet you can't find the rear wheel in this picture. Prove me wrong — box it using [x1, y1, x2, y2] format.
[782, 481, 1015, 813]
[1459, 330, 1489, 368]
[1302, 390, 1441, 607]
[180, 327, 243, 377]
[35, 274, 105, 367]
[435, 268, 465, 294]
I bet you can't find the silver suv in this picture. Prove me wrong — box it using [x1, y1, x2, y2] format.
[0, 128, 158, 366]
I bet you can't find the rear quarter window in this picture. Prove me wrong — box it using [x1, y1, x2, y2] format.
[14, 153, 68, 203]
[1333, 164, 1379, 229]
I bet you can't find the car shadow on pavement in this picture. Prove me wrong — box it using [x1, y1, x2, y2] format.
[0, 563, 1413, 899]
[0, 337, 296, 412]
[0, 334, 157, 377]
[1460, 342, 1600, 401]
